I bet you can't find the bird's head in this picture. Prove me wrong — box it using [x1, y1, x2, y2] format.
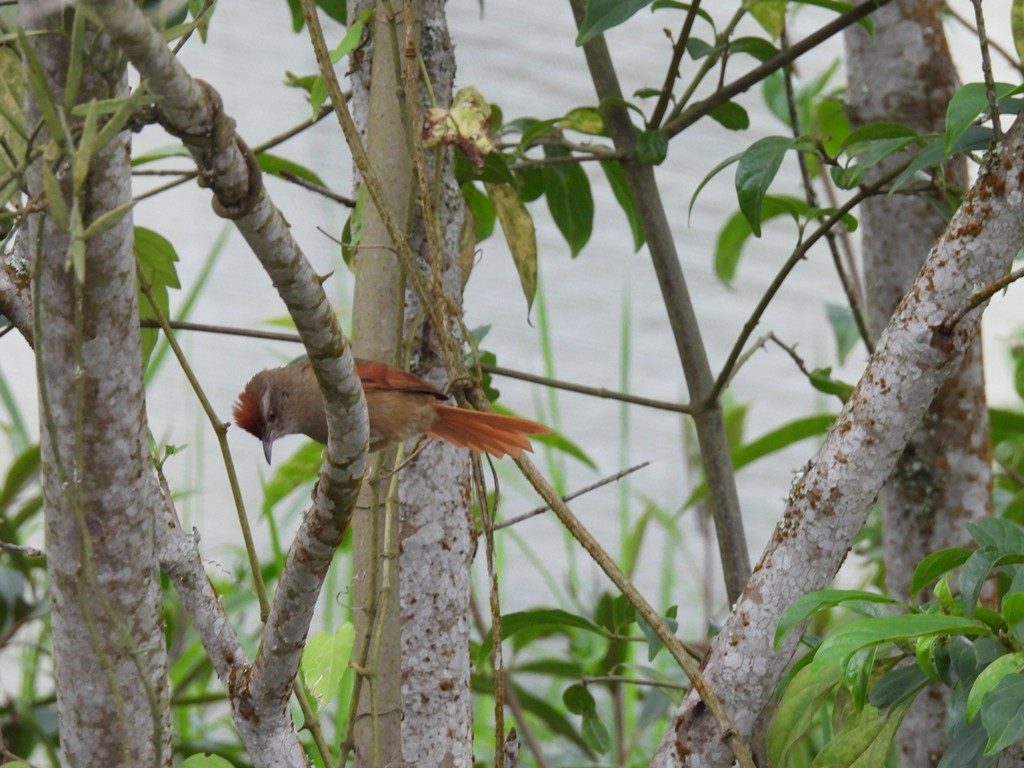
[233, 372, 285, 464]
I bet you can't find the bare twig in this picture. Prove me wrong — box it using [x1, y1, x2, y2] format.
[970, 0, 1003, 142]
[494, 461, 650, 531]
[941, 265, 1024, 333]
[647, 0, 702, 129]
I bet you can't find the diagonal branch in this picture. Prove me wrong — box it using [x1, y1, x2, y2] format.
[650, 116, 1024, 767]
[567, 0, 750, 605]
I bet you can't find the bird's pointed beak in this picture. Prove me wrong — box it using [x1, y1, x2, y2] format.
[262, 435, 274, 464]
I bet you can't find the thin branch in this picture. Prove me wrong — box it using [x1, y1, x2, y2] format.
[137, 264, 270, 618]
[494, 461, 650, 531]
[779, 30, 873, 353]
[137, 319, 696, 414]
[568, 0, 750, 608]
[709, 164, 906, 403]
[663, 0, 895, 138]
[133, 104, 336, 204]
[946, 4, 1022, 73]
[647, 0, 702, 130]
[278, 170, 356, 207]
[941, 264, 1024, 333]
[970, 0, 1003, 142]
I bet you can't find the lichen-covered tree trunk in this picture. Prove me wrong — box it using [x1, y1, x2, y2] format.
[22, 4, 170, 765]
[845, 3, 990, 762]
[349, 0, 473, 764]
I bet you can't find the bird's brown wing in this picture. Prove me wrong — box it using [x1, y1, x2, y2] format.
[354, 358, 448, 400]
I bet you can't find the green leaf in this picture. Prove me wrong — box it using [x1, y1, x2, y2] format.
[541, 145, 593, 257]
[768, 661, 842, 766]
[301, 623, 355, 710]
[328, 7, 372, 63]
[559, 106, 606, 136]
[810, 702, 908, 768]
[575, 0, 654, 45]
[636, 609, 679, 662]
[135, 227, 181, 368]
[825, 301, 860, 364]
[635, 129, 668, 165]
[981, 673, 1024, 754]
[19, 27, 65, 146]
[945, 82, 1023, 154]
[775, 590, 899, 649]
[484, 181, 537, 312]
[967, 653, 1024, 722]
[477, 607, 608, 660]
[181, 754, 236, 767]
[563, 682, 596, 715]
[870, 665, 930, 709]
[82, 199, 134, 241]
[960, 547, 1001, 619]
[310, 76, 327, 118]
[600, 160, 645, 251]
[256, 152, 325, 187]
[812, 615, 991, 675]
[735, 136, 796, 236]
[462, 182, 495, 242]
[911, 547, 973, 599]
[808, 366, 855, 403]
[727, 36, 779, 62]
[708, 101, 750, 131]
[714, 195, 808, 284]
[747, 0, 786, 38]
[40, 165, 69, 231]
[688, 150, 743, 223]
[581, 709, 612, 754]
[0, 445, 41, 514]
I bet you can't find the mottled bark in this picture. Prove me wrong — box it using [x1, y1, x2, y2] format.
[23, 5, 171, 765]
[349, 0, 474, 764]
[845, 3, 990, 762]
[397, 3, 474, 761]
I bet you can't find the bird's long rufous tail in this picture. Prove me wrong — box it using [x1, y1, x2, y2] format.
[427, 403, 549, 459]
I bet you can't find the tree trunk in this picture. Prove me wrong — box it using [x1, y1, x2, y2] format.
[349, 0, 473, 764]
[845, 3, 990, 762]
[23, 4, 171, 765]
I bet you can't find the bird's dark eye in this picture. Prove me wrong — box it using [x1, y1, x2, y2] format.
[266, 409, 278, 423]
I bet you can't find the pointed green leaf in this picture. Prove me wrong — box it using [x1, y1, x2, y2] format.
[635, 129, 668, 165]
[968, 653, 1024, 722]
[575, 0, 654, 45]
[714, 195, 807, 284]
[329, 7, 372, 63]
[540, 145, 593, 257]
[981, 673, 1024, 754]
[911, 547, 972, 599]
[736, 136, 796, 235]
[945, 82, 1023, 154]
[600, 160, 644, 251]
[775, 590, 899, 649]
[302, 623, 355, 710]
[40, 164, 69, 231]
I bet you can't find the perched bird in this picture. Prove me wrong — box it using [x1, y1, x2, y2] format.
[233, 358, 550, 463]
